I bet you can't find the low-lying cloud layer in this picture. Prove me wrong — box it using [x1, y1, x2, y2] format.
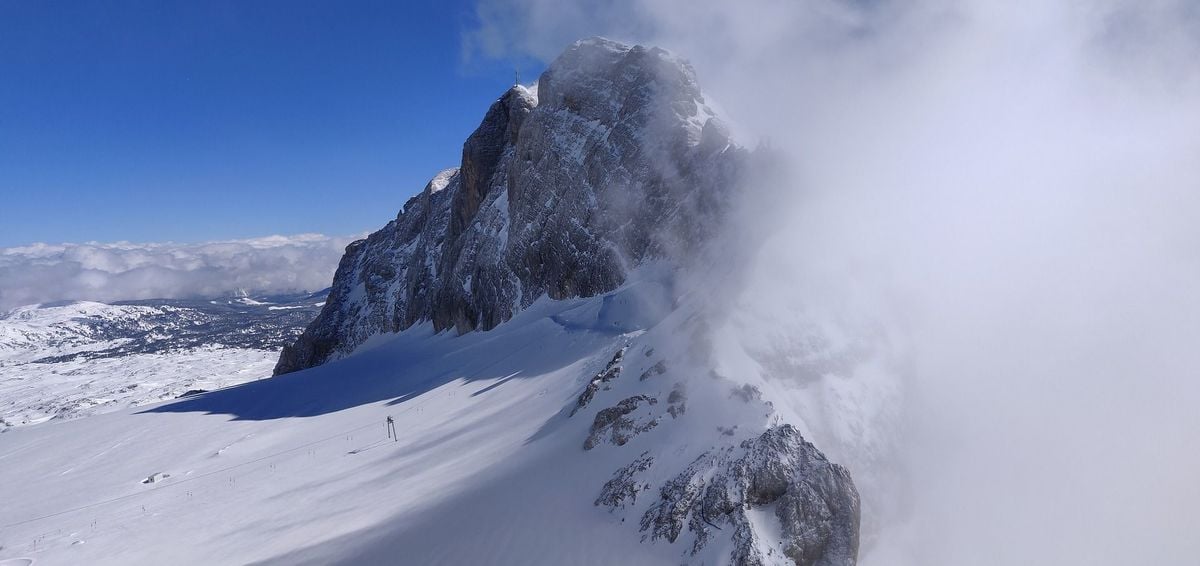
[0, 233, 358, 311]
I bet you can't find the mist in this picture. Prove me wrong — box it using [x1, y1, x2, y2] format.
[0, 233, 357, 311]
[467, 1, 1200, 564]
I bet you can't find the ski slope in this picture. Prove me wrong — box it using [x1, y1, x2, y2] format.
[0, 278, 888, 565]
[0, 292, 662, 564]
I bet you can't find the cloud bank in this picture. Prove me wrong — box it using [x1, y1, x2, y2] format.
[0, 233, 358, 311]
[466, 1, 1200, 564]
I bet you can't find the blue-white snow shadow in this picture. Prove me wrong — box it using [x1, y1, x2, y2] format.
[141, 283, 672, 421]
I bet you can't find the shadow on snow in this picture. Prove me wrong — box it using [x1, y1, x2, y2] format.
[140, 295, 635, 421]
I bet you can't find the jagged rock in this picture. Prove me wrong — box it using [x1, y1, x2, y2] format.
[596, 451, 654, 510]
[572, 346, 626, 416]
[584, 395, 659, 450]
[275, 37, 747, 375]
[639, 452, 716, 544]
[640, 360, 667, 381]
[640, 425, 859, 566]
[453, 89, 534, 240]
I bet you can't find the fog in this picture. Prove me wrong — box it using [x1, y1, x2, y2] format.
[468, 1, 1200, 564]
[0, 233, 356, 311]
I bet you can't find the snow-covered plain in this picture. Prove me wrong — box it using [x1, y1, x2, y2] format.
[0, 279, 891, 565]
[0, 345, 276, 427]
[0, 297, 322, 428]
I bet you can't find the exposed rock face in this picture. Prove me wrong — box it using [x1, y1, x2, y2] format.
[572, 346, 627, 416]
[666, 383, 687, 418]
[454, 89, 533, 240]
[584, 394, 659, 450]
[276, 37, 745, 375]
[640, 425, 860, 566]
[640, 359, 667, 381]
[596, 451, 654, 510]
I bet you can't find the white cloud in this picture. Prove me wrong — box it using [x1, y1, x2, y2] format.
[466, 1, 1200, 564]
[0, 233, 359, 311]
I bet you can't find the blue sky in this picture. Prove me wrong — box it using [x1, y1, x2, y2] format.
[0, 1, 544, 247]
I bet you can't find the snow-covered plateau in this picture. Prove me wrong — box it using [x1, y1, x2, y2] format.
[0, 292, 326, 428]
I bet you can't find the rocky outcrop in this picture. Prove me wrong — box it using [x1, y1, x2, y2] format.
[596, 451, 654, 511]
[640, 360, 667, 381]
[583, 394, 659, 450]
[276, 37, 746, 375]
[640, 425, 859, 566]
[666, 383, 687, 418]
[572, 346, 626, 416]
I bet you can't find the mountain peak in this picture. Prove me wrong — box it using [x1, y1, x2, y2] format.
[540, 37, 713, 144]
[275, 38, 746, 375]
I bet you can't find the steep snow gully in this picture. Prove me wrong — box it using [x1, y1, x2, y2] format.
[0, 39, 883, 565]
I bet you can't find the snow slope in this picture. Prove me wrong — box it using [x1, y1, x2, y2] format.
[0, 290, 650, 564]
[0, 276, 870, 565]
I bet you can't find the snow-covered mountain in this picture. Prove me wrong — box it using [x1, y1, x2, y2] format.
[271, 38, 869, 564]
[0, 38, 895, 566]
[275, 37, 748, 375]
[0, 291, 326, 427]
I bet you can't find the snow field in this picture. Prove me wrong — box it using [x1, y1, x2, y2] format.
[0, 296, 660, 564]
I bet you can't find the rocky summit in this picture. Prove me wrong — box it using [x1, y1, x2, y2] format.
[275, 37, 745, 375]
